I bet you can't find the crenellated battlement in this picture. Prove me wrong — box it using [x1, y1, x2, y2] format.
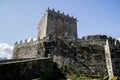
[38, 8, 77, 27]
[78, 35, 120, 46]
[47, 8, 77, 24]
[81, 35, 107, 41]
[14, 38, 39, 48]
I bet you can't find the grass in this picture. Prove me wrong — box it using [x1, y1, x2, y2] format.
[112, 76, 120, 80]
[32, 74, 120, 80]
[32, 78, 41, 80]
[65, 74, 104, 80]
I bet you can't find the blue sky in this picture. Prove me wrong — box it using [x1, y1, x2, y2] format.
[0, 0, 120, 45]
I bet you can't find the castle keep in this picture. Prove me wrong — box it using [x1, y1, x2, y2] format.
[13, 8, 78, 59]
[1, 8, 120, 80]
[38, 8, 77, 40]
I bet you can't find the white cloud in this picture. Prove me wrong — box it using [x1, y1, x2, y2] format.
[0, 43, 13, 59]
[0, 38, 37, 60]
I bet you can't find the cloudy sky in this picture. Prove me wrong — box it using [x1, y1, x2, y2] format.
[0, 0, 120, 59]
[0, 43, 13, 59]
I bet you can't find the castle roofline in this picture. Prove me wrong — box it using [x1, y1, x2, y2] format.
[46, 7, 77, 21]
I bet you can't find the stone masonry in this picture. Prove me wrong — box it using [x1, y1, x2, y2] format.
[11, 8, 120, 79]
[38, 8, 77, 40]
[0, 58, 64, 80]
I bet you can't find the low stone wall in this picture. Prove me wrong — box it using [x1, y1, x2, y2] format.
[0, 58, 58, 80]
[13, 40, 47, 59]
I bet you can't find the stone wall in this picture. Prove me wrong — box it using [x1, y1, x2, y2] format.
[0, 58, 62, 80]
[13, 40, 38, 59]
[43, 38, 108, 76]
[13, 34, 120, 78]
[38, 11, 48, 39]
[78, 35, 117, 46]
[47, 8, 77, 40]
[13, 40, 46, 59]
[104, 39, 114, 79]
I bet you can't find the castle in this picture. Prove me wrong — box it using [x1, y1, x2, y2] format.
[1, 8, 120, 80]
[13, 8, 77, 59]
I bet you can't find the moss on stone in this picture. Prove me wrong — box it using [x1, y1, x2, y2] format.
[65, 73, 104, 80]
[112, 76, 120, 80]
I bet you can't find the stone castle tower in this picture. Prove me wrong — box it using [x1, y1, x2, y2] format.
[38, 8, 77, 40]
[13, 8, 78, 59]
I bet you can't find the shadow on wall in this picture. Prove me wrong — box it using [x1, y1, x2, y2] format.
[0, 58, 66, 80]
